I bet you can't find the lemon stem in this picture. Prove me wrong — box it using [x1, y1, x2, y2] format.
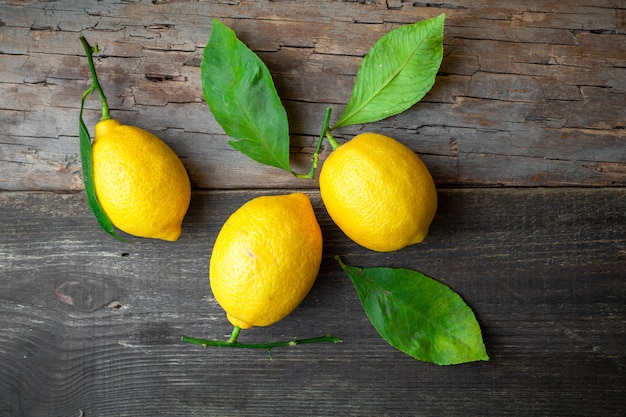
[181, 334, 342, 352]
[325, 130, 341, 151]
[292, 106, 333, 179]
[79, 36, 111, 121]
[228, 326, 241, 343]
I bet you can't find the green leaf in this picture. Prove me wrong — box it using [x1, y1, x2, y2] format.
[337, 256, 489, 365]
[201, 19, 291, 172]
[78, 98, 125, 241]
[332, 13, 445, 129]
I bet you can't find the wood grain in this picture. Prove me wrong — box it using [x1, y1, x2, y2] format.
[1, 0, 624, 190]
[1, 1, 625, 416]
[1, 188, 624, 416]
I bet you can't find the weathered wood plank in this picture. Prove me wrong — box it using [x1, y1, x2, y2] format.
[0, 188, 624, 416]
[1, 0, 624, 190]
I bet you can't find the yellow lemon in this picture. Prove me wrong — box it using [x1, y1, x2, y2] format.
[91, 119, 191, 241]
[210, 193, 323, 329]
[319, 132, 437, 252]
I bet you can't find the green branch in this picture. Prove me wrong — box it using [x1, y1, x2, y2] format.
[79, 36, 110, 121]
[181, 331, 342, 354]
[292, 106, 334, 179]
[78, 36, 126, 241]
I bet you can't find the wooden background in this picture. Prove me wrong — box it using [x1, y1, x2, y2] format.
[1, 1, 624, 416]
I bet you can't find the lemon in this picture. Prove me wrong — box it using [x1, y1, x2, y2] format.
[209, 193, 323, 329]
[91, 119, 191, 241]
[319, 132, 437, 252]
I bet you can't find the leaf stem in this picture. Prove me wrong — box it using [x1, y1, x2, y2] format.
[292, 106, 333, 179]
[181, 334, 342, 351]
[335, 255, 348, 270]
[79, 36, 110, 121]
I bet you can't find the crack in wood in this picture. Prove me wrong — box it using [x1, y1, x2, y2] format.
[411, 2, 469, 10]
[144, 74, 186, 82]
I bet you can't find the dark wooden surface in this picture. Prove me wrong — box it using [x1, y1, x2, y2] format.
[1, 189, 625, 416]
[1, 0, 625, 416]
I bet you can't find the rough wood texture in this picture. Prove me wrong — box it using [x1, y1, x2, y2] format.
[1, 188, 625, 416]
[0, 0, 624, 190]
[1, 1, 625, 416]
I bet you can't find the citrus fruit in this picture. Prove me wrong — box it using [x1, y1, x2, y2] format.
[209, 193, 323, 329]
[91, 119, 191, 241]
[319, 132, 437, 252]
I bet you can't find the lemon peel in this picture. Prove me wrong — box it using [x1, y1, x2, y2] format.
[92, 119, 191, 241]
[209, 193, 323, 329]
[319, 132, 437, 252]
